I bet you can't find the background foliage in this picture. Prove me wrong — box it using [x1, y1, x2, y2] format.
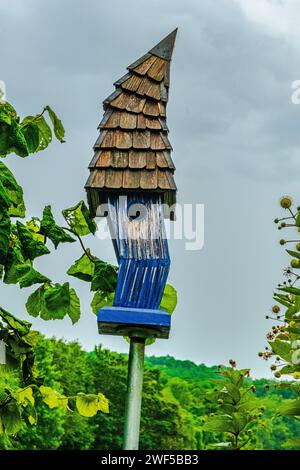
[4, 337, 299, 450]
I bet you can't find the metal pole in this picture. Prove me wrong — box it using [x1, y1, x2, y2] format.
[123, 336, 146, 450]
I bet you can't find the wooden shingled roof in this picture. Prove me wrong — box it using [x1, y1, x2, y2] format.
[85, 30, 177, 217]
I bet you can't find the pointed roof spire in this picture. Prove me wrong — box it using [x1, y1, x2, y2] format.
[149, 28, 178, 61]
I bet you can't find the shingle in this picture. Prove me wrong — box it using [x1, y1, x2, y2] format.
[150, 133, 166, 150]
[137, 77, 161, 100]
[121, 74, 143, 93]
[96, 151, 112, 167]
[143, 100, 160, 117]
[137, 114, 147, 129]
[105, 169, 123, 188]
[146, 151, 156, 169]
[129, 150, 147, 169]
[114, 130, 132, 149]
[101, 111, 121, 129]
[131, 55, 157, 75]
[133, 130, 151, 149]
[110, 92, 146, 113]
[111, 151, 129, 168]
[146, 117, 161, 130]
[140, 169, 158, 189]
[123, 169, 141, 189]
[147, 57, 167, 82]
[119, 112, 137, 129]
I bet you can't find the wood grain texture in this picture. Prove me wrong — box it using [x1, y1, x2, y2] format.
[105, 169, 123, 188]
[111, 151, 129, 168]
[146, 117, 161, 130]
[113, 130, 132, 149]
[162, 151, 176, 170]
[91, 169, 106, 188]
[123, 169, 141, 189]
[150, 133, 166, 150]
[140, 169, 158, 189]
[146, 151, 156, 169]
[143, 100, 160, 117]
[156, 152, 168, 168]
[121, 74, 142, 92]
[137, 77, 161, 100]
[110, 92, 146, 113]
[133, 55, 157, 75]
[157, 170, 170, 189]
[137, 114, 147, 129]
[102, 111, 121, 128]
[96, 151, 112, 167]
[133, 130, 151, 149]
[120, 112, 137, 129]
[129, 150, 147, 169]
[147, 57, 167, 82]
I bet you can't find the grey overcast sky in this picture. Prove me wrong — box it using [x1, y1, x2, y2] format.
[1, 0, 300, 377]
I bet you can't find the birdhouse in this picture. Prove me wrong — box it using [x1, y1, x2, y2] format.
[85, 30, 177, 340]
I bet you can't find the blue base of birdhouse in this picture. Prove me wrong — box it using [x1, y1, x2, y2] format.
[97, 306, 171, 339]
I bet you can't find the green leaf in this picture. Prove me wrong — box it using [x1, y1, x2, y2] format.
[97, 393, 109, 414]
[160, 284, 177, 314]
[8, 121, 29, 157]
[26, 219, 45, 243]
[203, 415, 235, 434]
[62, 200, 97, 236]
[232, 412, 248, 433]
[0, 102, 17, 126]
[28, 415, 36, 425]
[16, 221, 50, 260]
[0, 123, 11, 157]
[25, 285, 46, 318]
[280, 365, 298, 375]
[91, 290, 115, 315]
[223, 383, 241, 404]
[0, 211, 11, 264]
[0, 306, 31, 336]
[20, 121, 40, 154]
[26, 283, 80, 323]
[273, 294, 292, 308]
[3, 237, 27, 285]
[68, 288, 81, 324]
[40, 386, 59, 409]
[0, 180, 11, 210]
[91, 259, 118, 292]
[45, 106, 65, 143]
[278, 286, 300, 295]
[17, 265, 50, 289]
[16, 387, 35, 407]
[0, 402, 22, 434]
[76, 393, 108, 417]
[269, 340, 291, 362]
[0, 162, 25, 217]
[22, 115, 52, 152]
[278, 398, 300, 417]
[286, 250, 300, 260]
[40, 205, 75, 248]
[44, 282, 70, 319]
[67, 251, 95, 282]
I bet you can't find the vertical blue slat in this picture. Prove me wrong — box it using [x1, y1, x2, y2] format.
[108, 193, 170, 310]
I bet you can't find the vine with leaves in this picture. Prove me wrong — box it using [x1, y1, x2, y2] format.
[256, 195, 300, 448]
[0, 98, 177, 439]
